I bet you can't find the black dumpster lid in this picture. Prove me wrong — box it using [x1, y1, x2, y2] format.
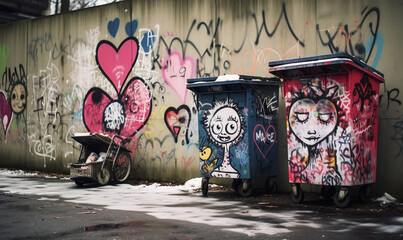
[269, 53, 384, 81]
[187, 75, 281, 87]
[71, 132, 130, 152]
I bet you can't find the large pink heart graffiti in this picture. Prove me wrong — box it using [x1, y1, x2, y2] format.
[96, 37, 139, 94]
[0, 91, 12, 142]
[162, 52, 195, 104]
[82, 77, 151, 138]
[253, 124, 276, 162]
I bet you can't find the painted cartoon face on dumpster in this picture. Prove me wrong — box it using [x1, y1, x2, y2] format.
[202, 99, 245, 178]
[289, 98, 337, 146]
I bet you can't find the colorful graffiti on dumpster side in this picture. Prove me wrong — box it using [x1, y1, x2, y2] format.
[286, 75, 379, 186]
[201, 99, 246, 178]
[82, 37, 152, 138]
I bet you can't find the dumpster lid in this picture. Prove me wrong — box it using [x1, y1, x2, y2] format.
[187, 74, 281, 87]
[72, 132, 130, 152]
[269, 53, 384, 81]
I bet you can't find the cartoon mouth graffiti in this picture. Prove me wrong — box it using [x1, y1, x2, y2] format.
[289, 98, 337, 146]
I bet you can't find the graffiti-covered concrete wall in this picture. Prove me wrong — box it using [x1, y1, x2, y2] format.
[0, 0, 402, 198]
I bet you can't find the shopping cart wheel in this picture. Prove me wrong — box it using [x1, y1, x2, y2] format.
[113, 151, 132, 183]
[201, 178, 209, 197]
[290, 184, 304, 203]
[97, 168, 111, 186]
[238, 180, 253, 197]
[358, 185, 371, 203]
[265, 177, 277, 194]
[333, 187, 351, 208]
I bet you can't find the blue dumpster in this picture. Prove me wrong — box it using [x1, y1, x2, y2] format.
[187, 75, 281, 196]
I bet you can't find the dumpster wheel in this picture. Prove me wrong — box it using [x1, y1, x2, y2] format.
[333, 188, 351, 208]
[238, 180, 253, 197]
[201, 178, 209, 197]
[359, 185, 371, 203]
[97, 168, 111, 186]
[232, 179, 242, 192]
[290, 184, 304, 203]
[265, 177, 277, 194]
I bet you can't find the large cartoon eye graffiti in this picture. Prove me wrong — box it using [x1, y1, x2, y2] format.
[202, 99, 245, 178]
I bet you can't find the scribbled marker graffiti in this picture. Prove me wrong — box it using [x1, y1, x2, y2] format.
[83, 37, 152, 137]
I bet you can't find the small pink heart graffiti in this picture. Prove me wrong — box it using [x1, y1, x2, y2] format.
[162, 52, 195, 104]
[0, 91, 13, 142]
[96, 37, 139, 94]
[253, 124, 276, 162]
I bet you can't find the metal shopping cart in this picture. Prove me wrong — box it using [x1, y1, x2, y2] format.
[69, 132, 132, 186]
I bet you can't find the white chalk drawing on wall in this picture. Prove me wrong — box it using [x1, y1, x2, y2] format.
[202, 99, 245, 178]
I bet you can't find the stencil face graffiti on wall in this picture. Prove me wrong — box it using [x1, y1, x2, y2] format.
[83, 37, 152, 138]
[202, 99, 245, 178]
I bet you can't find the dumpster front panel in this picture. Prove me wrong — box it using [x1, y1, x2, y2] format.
[197, 85, 278, 179]
[198, 92, 249, 179]
[249, 86, 278, 178]
[284, 71, 379, 186]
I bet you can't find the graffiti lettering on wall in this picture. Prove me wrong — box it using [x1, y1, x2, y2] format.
[0, 64, 27, 142]
[316, 6, 382, 67]
[29, 58, 63, 163]
[28, 33, 87, 67]
[83, 37, 152, 138]
[286, 75, 379, 186]
[202, 99, 246, 178]
[164, 105, 191, 145]
[379, 84, 402, 111]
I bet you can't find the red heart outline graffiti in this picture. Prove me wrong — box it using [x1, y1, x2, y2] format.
[82, 77, 151, 137]
[96, 37, 139, 94]
[164, 105, 191, 144]
[253, 124, 276, 162]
